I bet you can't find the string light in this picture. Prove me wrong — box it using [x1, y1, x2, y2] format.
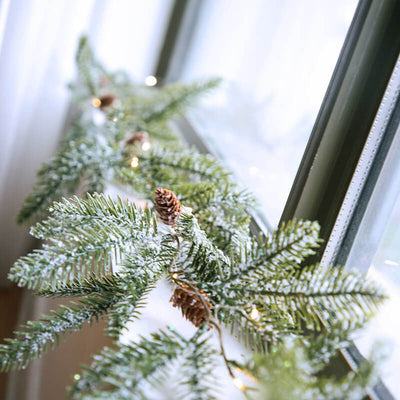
[141, 141, 151, 151]
[130, 156, 139, 168]
[73, 374, 81, 381]
[91, 98, 101, 107]
[250, 307, 259, 320]
[233, 377, 246, 391]
[113, 117, 119, 122]
[145, 75, 157, 87]
[172, 273, 179, 279]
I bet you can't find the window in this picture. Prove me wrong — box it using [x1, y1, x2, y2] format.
[326, 57, 400, 398]
[176, 0, 357, 227]
[350, 133, 400, 397]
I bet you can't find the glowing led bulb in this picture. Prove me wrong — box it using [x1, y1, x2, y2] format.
[142, 141, 151, 151]
[233, 377, 246, 391]
[113, 117, 119, 122]
[73, 374, 81, 381]
[92, 98, 101, 107]
[145, 75, 157, 87]
[250, 307, 259, 320]
[130, 156, 139, 168]
[172, 273, 179, 279]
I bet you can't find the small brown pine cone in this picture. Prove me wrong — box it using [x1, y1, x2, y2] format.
[126, 131, 149, 145]
[170, 285, 212, 328]
[154, 188, 182, 226]
[99, 94, 116, 109]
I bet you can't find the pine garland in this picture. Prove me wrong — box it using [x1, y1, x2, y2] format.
[2, 36, 387, 399]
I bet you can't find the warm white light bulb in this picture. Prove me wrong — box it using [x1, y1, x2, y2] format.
[91, 98, 101, 107]
[142, 141, 151, 151]
[145, 75, 157, 87]
[233, 377, 245, 391]
[130, 156, 139, 168]
[250, 307, 259, 320]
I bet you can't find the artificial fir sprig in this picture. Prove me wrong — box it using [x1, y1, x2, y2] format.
[130, 78, 222, 125]
[18, 35, 221, 225]
[0, 278, 120, 371]
[16, 137, 114, 224]
[237, 338, 382, 400]
[38, 274, 156, 339]
[4, 193, 385, 371]
[68, 327, 218, 400]
[5, 35, 388, 399]
[10, 194, 168, 289]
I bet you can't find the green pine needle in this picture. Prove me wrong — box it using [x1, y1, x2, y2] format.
[5, 35, 389, 400]
[0, 291, 118, 372]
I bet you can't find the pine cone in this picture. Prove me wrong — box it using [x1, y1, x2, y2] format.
[99, 94, 116, 109]
[126, 131, 149, 145]
[170, 285, 212, 328]
[154, 188, 182, 225]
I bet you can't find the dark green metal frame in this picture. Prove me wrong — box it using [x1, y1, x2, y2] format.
[280, 0, 400, 260]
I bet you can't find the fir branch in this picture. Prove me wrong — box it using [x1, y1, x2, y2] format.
[68, 329, 189, 400]
[106, 283, 154, 339]
[177, 332, 219, 400]
[174, 181, 255, 252]
[0, 273, 159, 371]
[0, 290, 120, 372]
[177, 181, 255, 213]
[141, 79, 221, 124]
[33, 193, 157, 239]
[118, 156, 252, 252]
[17, 139, 110, 224]
[213, 304, 289, 353]
[118, 147, 230, 192]
[38, 273, 160, 339]
[230, 264, 386, 331]
[144, 122, 181, 145]
[221, 219, 322, 288]
[6, 34, 389, 400]
[10, 194, 165, 289]
[176, 211, 230, 282]
[256, 219, 322, 268]
[75, 35, 106, 96]
[243, 339, 380, 400]
[37, 274, 123, 298]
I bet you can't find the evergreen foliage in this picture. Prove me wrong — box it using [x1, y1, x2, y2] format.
[2, 36, 387, 399]
[18, 37, 219, 224]
[240, 337, 383, 400]
[16, 138, 111, 224]
[1, 277, 118, 371]
[68, 328, 218, 400]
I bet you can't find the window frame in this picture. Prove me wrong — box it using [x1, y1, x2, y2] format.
[153, 1, 400, 398]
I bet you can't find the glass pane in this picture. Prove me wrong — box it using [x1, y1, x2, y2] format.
[181, 0, 358, 227]
[346, 124, 400, 397]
